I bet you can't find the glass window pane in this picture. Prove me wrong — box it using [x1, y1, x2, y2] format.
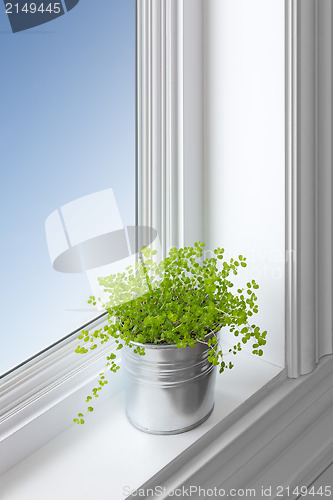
[0, 0, 135, 374]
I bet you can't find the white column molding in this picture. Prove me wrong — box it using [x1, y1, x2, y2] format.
[286, 0, 333, 378]
[138, 0, 333, 376]
[316, 0, 333, 362]
[136, 0, 204, 258]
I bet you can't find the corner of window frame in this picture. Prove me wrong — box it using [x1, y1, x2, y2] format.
[1, 0, 333, 485]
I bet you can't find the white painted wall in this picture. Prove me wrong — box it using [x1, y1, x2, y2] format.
[203, 0, 285, 367]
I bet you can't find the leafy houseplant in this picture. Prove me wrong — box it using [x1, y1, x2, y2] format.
[73, 242, 267, 427]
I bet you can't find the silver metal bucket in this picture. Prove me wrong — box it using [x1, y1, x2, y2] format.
[122, 335, 217, 434]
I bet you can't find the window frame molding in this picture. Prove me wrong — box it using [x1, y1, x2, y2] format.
[137, 0, 333, 380]
[136, 0, 204, 257]
[0, 314, 123, 475]
[286, 0, 333, 378]
[1, 0, 333, 486]
[134, 0, 333, 494]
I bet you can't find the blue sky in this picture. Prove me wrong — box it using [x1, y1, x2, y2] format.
[0, 0, 135, 373]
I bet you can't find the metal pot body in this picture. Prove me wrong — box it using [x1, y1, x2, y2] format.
[122, 335, 217, 434]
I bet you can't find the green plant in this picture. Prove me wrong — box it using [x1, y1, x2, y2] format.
[73, 242, 267, 424]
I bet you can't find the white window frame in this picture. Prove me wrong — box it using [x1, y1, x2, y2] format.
[136, 0, 204, 256]
[135, 0, 333, 493]
[0, 313, 123, 474]
[1, 0, 333, 489]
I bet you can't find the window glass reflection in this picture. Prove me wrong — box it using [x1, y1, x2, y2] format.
[0, 0, 135, 374]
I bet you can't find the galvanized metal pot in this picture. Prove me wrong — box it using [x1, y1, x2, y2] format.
[122, 334, 217, 434]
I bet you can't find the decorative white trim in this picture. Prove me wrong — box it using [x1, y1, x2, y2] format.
[0, 316, 108, 426]
[285, 0, 299, 378]
[316, 0, 333, 362]
[286, 0, 333, 378]
[137, 0, 204, 257]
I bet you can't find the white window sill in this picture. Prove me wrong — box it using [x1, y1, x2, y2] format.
[0, 351, 284, 500]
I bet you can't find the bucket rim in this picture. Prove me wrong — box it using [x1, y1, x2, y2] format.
[125, 330, 219, 350]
